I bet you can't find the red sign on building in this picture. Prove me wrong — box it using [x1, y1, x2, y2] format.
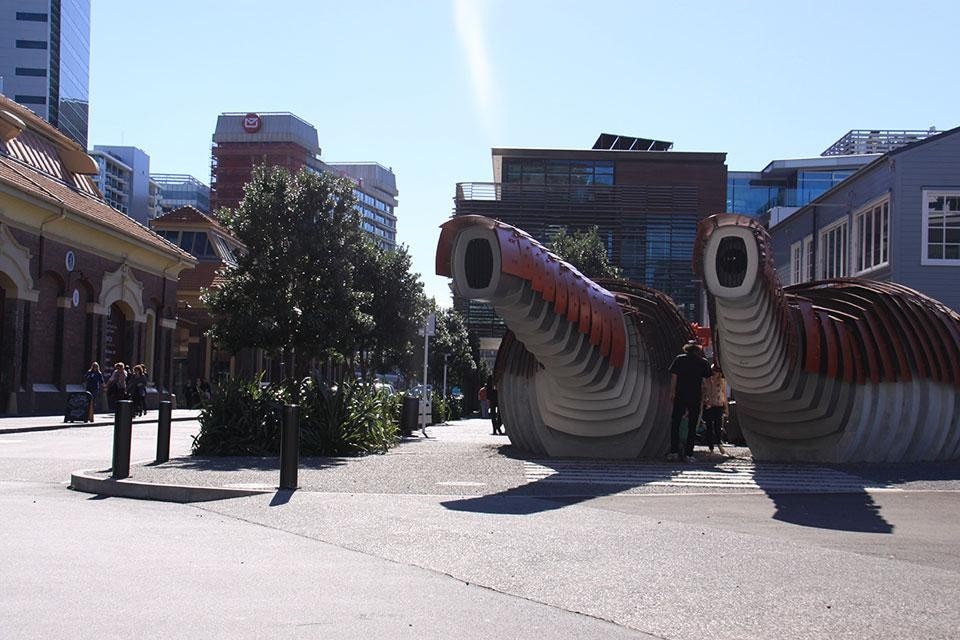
[242, 113, 261, 133]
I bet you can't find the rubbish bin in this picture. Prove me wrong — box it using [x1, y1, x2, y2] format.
[725, 400, 746, 445]
[64, 391, 92, 423]
[400, 395, 419, 437]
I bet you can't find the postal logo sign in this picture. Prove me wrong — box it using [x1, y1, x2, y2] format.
[243, 113, 262, 133]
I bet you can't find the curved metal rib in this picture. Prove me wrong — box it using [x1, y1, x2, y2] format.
[437, 215, 692, 458]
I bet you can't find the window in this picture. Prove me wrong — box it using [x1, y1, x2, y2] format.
[853, 197, 890, 273]
[922, 190, 960, 265]
[15, 67, 47, 77]
[14, 95, 46, 105]
[818, 218, 848, 279]
[16, 12, 48, 21]
[16, 40, 48, 49]
[790, 234, 814, 284]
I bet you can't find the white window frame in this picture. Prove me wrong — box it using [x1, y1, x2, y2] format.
[853, 195, 891, 275]
[922, 189, 960, 266]
[789, 234, 814, 284]
[818, 217, 849, 279]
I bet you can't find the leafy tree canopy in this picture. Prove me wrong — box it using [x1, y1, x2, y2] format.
[548, 225, 623, 280]
[204, 166, 371, 362]
[353, 241, 428, 376]
[427, 305, 475, 391]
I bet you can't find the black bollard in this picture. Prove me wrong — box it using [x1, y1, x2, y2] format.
[279, 404, 300, 490]
[156, 400, 172, 463]
[112, 400, 133, 479]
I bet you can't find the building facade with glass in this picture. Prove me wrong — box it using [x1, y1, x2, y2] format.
[767, 126, 960, 315]
[727, 156, 874, 218]
[327, 162, 398, 251]
[210, 111, 398, 249]
[0, 0, 90, 147]
[90, 145, 160, 224]
[727, 129, 945, 221]
[152, 173, 211, 214]
[453, 134, 727, 337]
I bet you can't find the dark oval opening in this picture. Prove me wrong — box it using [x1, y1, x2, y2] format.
[464, 238, 493, 289]
[716, 236, 748, 288]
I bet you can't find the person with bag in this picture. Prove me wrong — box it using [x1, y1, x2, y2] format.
[702, 363, 728, 456]
[128, 364, 148, 417]
[105, 362, 127, 412]
[666, 341, 712, 462]
[82, 362, 104, 422]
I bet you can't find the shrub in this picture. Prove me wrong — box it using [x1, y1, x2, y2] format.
[192, 376, 400, 457]
[192, 374, 282, 456]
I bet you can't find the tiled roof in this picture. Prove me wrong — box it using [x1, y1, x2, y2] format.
[177, 261, 228, 291]
[153, 205, 236, 239]
[0, 94, 194, 264]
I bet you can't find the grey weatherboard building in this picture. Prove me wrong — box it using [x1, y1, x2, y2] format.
[767, 125, 960, 314]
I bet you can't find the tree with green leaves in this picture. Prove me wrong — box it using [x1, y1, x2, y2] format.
[353, 241, 428, 377]
[548, 225, 623, 279]
[427, 306, 476, 393]
[203, 166, 371, 373]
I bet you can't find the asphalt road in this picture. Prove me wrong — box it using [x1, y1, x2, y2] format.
[2, 417, 959, 639]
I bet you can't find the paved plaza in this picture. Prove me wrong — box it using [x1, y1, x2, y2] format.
[2, 413, 960, 639]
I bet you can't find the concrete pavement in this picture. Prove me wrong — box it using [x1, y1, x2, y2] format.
[3, 415, 960, 638]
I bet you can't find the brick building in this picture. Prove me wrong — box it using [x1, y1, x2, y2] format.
[150, 206, 247, 397]
[0, 94, 195, 415]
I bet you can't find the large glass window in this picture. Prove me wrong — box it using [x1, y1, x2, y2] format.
[818, 218, 848, 279]
[853, 197, 890, 273]
[790, 234, 814, 284]
[503, 159, 614, 186]
[14, 95, 46, 105]
[922, 189, 960, 264]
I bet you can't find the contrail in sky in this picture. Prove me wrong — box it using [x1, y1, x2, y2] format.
[453, 0, 498, 141]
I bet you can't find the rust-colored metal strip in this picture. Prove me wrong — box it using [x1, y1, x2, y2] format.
[817, 309, 839, 379]
[797, 301, 822, 376]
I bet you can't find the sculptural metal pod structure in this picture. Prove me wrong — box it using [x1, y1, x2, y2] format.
[436, 215, 694, 458]
[695, 213, 960, 462]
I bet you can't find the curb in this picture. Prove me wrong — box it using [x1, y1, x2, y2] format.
[0, 415, 198, 435]
[69, 468, 275, 503]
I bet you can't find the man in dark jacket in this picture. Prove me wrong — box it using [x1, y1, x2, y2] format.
[667, 341, 712, 462]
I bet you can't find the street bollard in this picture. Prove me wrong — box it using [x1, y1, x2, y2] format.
[156, 400, 172, 463]
[111, 400, 133, 479]
[279, 404, 300, 490]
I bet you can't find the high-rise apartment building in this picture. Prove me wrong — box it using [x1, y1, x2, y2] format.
[453, 133, 727, 336]
[210, 111, 398, 249]
[0, 0, 90, 147]
[327, 162, 398, 250]
[89, 145, 161, 224]
[152, 173, 211, 214]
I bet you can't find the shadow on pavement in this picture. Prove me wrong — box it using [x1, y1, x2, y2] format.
[150, 456, 348, 472]
[270, 489, 295, 506]
[761, 492, 892, 533]
[441, 446, 949, 533]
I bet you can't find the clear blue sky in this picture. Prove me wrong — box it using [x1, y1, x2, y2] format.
[88, 0, 959, 305]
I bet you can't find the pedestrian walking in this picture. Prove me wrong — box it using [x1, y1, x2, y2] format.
[128, 364, 148, 417]
[478, 384, 489, 418]
[702, 363, 728, 456]
[106, 362, 128, 412]
[667, 340, 712, 462]
[487, 376, 504, 435]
